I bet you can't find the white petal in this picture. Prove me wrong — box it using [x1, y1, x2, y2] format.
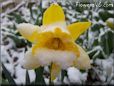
[74, 44, 91, 69]
[20, 49, 40, 69]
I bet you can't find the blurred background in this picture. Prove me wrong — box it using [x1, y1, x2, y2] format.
[1, 0, 114, 85]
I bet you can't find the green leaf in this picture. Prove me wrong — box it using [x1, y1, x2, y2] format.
[92, 38, 99, 47]
[34, 3, 43, 26]
[61, 70, 67, 83]
[91, 24, 104, 31]
[100, 30, 114, 56]
[79, 18, 89, 22]
[99, 10, 114, 22]
[7, 35, 27, 48]
[26, 70, 30, 85]
[34, 15, 41, 25]
[35, 67, 46, 85]
[28, 3, 34, 20]
[88, 48, 105, 59]
[2, 78, 9, 85]
[9, 13, 27, 23]
[2, 64, 16, 85]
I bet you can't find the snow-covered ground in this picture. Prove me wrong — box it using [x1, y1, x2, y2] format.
[1, 0, 114, 85]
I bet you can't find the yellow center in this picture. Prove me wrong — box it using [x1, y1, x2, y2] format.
[45, 38, 65, 50]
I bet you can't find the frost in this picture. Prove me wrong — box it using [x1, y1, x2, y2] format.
[93, 11, 99, 17]
[42, 0, 49, 8]
[106, 18, 114, 23]
[15, 65, 26, 84]
[83, 10, 89, 15]
[44, 78, 49, 84]
[4, 63, 14, 76]
[1, 46, 11, 62]
[67, 67, 87, 84]
[63, 76, 70, 84]
[94, 54, 114, 83]
[108, 10, 114, 14]
[3, 38, 16, 49]
[28, 70, 36, 83]
[1, 0, 14, 7]
[98, 20, 106, 25]
[19, 7, 31, 22]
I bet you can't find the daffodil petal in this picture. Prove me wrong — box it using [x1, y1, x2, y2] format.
[43, 3, 65, 25]
[65, 42, 80, 57]
[73, 44, 91, 70]
[20, 48, 40, 69]
[32, 47, 76, 69]
[67, 22, 91, 40]
[17, 23, 39, 43]
[51, 63, 61, 81]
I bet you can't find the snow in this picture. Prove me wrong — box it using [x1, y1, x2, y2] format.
[67, 67, 87, 84]
[44, 66, 49, 73]
[66, 14, 77, 23]
[106, 18, 114, 23]
[83, 10, 89, 15]
[81, 73, 88, 82]
[14, 64, 36, 84]
[1, 0, 14, 7]
[44, 78, 49, 84]
[63, 76, 70, 84]
[19, 7, 31, 22]
[1, 17, 15, 28]
[67, 10, 75, 16]
[42, 0, 49, 8]
[98, 20, 106, 25]
[68, 6, 72, 10]
[17, 23, 39, 37]
[15, 65, 26, 84]
[28, 70, 36, 83]
[93, 11, 99, 17]
[1, 1, 25, 17]
[5, 38, 16, 49]
[1, 0, 114, 85]
[108, 10, 114, 14]
[95, 54, 114, 83]
[53, 77, 62, 85]
[110, 80, 114, 84]
[4, 63, 14, 76]
[1, 46, 12, 63]
[21, 48, 76, 69]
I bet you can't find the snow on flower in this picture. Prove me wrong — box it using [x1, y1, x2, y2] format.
[17, 3, 91, 80]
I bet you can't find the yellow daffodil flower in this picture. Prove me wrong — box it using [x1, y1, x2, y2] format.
[17, 3, 91, 81]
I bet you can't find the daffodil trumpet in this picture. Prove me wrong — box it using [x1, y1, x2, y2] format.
[17, 3, 91, 81]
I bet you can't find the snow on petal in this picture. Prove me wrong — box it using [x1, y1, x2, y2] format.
[74, 44, 91, 70]
[34, 48, 76, 69]
[17, 23, 39, 43]
[20, 48, 40, 69]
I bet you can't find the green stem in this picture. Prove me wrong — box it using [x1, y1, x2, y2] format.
[35, 67, 45, 85]
[26, 70, 30, 85]
[61, 70, 67, 84]
[104, 27, 109, 57]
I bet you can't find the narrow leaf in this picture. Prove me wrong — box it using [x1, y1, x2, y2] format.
[35, 67, 46, 85]
[61, 70, 67, 83]
[2, 64, 16, 85]
[26, 70, 30, 85]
